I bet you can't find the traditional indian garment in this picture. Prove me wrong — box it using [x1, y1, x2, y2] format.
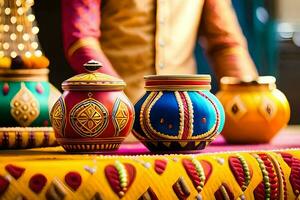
[61, 0, 258, 103]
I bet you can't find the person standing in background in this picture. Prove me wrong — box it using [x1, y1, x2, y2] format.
[61, 0, 258, 103]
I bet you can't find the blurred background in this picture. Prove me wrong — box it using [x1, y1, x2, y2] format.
[33, 0, 300, 124]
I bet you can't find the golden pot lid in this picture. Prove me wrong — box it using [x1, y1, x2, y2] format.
[62, 60, 126, 91]
[220, 76, 276, 86]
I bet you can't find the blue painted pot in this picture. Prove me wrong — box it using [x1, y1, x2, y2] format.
[133, 75, 225, 152]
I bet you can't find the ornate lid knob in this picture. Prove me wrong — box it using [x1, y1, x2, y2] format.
[83, 60, 102, 72]
[62, 60, 126, 91]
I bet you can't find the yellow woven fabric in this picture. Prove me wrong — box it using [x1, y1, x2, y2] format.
[0, 147, 299, 199]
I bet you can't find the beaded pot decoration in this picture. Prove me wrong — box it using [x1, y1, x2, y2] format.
[133, 75, 225, 152]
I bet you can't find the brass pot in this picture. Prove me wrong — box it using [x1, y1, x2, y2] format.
[216, 76, 290, 144]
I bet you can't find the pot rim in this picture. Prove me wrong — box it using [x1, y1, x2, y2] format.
[0, 68, 49, 81]
[144, 74, 211, 91]
[61, 79, 126, 91]
[220, 76, 276, 86]
[145, 74, 211, 80]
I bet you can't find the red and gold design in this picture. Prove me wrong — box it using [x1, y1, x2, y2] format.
[0, 175, 9, 196]
[172, 176, 191, 200]
[280, 152, 300, 198]
[64, 171, 82, 191]
[29, 173, 47, 194]
[214, 183, 234, 200]
[252, 153, 287, 200]
[51, 61, 134, 152]
[5, 164, 25, 180]
[182, 158, 212, 192]
[50, 97, 66, 137]
[139, 187, 158, 200]
[70, 98, 108, 138]
[45, 178, 67, 200]
[228, 155, 252, 191]
[105, 161, 136, 197]
[112, 98, 130, 136]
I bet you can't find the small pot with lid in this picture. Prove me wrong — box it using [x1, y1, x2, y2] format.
[50, 60, 135, 152]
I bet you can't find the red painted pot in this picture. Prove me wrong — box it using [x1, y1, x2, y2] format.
[50, 61, 134, 152]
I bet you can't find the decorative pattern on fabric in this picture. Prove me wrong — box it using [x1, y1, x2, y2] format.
[154, 159, 168, 175]
[5, 164, 25, 180]
[228, 155, 252, 191]
[0, 149, 298, 199]
[280, 152, 300, 198]
[172, 176, 191, 200]
[252, 153, 287, 200]
[105, 161, 136, 197]
[138, 187, 158, 200]
[182, 158, 212, 192]
[214, 183, 234, 200]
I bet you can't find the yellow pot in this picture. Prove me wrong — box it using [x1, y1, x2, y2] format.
[216, 76, 290, 144]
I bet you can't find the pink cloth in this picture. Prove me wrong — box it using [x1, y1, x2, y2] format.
[61, 0, 101, 52]
[112, 132, 300, 155]
[61, 0, 102, 72]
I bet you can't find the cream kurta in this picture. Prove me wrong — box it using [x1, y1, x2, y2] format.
[63, 0, 257, 103]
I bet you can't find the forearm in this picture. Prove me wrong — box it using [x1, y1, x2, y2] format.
[61, 0, 118, 76]
[66, 38, 118, 76]
[207, 44, 258, 80]
[200, 0, 258, 80]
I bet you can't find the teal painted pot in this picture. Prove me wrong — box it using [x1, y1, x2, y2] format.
[0, 68, 61, 127]
[133, 75, 225, 152]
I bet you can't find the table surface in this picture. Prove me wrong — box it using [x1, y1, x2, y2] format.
[1, 127, 300, 200]
[1, 126, 300, 157]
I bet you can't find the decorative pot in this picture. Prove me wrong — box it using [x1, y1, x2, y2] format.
[50, 61, 134, 152]
[216, 76, 290, 144]
[0, 68, 60, 127]
[133, 75, 225, 152]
